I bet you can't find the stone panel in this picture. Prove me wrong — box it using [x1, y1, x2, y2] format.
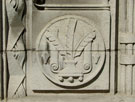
[32, 11, 110, 50]
[27, 50, 109, 95]
[26, 5, 112, 95]
[3, 0, 135, 102]
[0, 0, 2, 99]
[118, 0, 135, 95]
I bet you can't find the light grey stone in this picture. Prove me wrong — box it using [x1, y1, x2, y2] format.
[0, 0, 2, 100]
[1, 0, 135, 102]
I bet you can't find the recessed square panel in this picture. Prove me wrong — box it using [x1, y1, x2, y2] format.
[27, 10, 110, 95]
[32, 10, 110, 50]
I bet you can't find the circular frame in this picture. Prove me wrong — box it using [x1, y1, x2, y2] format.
[36, 15, 106, 87]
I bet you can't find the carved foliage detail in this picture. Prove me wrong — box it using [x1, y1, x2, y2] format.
[37, 15, 105, 87]
[6, 0, 26, 98]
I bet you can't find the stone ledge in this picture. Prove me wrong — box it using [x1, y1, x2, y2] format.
[2, 95, 135, 102]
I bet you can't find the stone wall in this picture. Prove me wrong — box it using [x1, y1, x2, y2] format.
[0, 0, 2, 99]
[1, 0, 135, 102]
[118, 0, 135, 95]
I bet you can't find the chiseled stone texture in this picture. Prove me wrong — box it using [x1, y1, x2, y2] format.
[4, 95, 135, 102]
[0, 0, 2, 99]
[1, 0, 135, 102]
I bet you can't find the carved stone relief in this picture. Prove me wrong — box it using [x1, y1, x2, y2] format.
[1, 0, 135, 102]
[118, 0, 135, 95]
[28, 10, 110, 92]
[33, 0, 109, 7]
[36, 15, 105, 87]
[6, 0, 26, 98]
[0, 0, 2, 99]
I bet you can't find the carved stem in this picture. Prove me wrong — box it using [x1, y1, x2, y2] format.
[50, 44, 59, 72]
[66, 19, 77, 60]
[83, 42, 92, 72]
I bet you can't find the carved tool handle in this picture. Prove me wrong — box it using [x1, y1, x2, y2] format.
[83, 42, 92, 73]
[50, 44, 59, 73]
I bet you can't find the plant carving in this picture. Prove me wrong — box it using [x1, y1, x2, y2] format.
[37, 15, 105, 87]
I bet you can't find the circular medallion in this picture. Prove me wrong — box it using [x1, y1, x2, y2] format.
[36, 15, 105, 87]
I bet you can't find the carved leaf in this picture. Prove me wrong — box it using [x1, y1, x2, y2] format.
[45, 30, 66, 56]
[6, 0, 26, 50]
[66, 19, 78, 59]
[10, 0, 19, 10]
[10, 0, 24, 12]
[74, 32, 96, 58]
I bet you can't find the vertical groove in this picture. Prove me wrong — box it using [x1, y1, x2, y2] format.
[0, 0, 2, 99]
[125, 44, 133, 95]
[120, 44, 126, 93]
[133, 43, 135, 94]
[26, 0, 33, 95]
[126, 0, 134, 33]
[125, 0, 133, 95]
[133, 0, 135, 95]
[110, 0, 117, 94]
[2, 0, 7, 101]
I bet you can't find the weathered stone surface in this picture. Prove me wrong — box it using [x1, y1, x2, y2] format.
[3, 95, 135, 102]
[1, 0, 135, 102]
[118, 0, 135, 95]
[0, 0, 2, 100]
